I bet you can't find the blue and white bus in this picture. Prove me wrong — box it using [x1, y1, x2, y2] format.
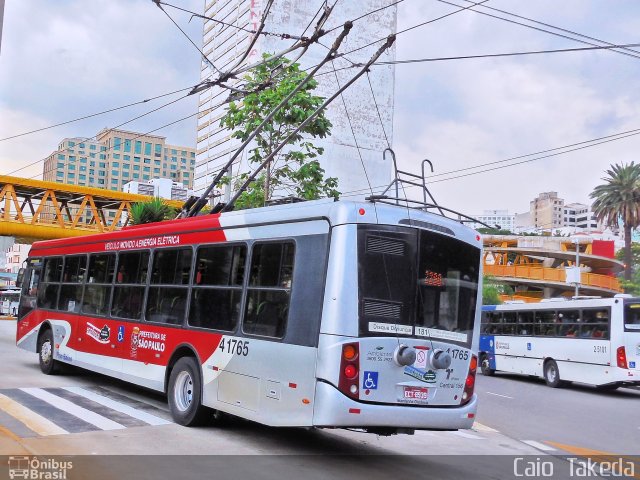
[479, 297, 640, 389]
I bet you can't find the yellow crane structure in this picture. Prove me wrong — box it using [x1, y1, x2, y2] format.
[0, 175, 183, 241]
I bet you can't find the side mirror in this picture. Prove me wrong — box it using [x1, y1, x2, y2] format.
[16, 268, 25, 289]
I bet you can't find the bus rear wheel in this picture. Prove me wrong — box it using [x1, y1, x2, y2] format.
[38, 329, 57, 375]
[480, 354, 495, 376]
[168, 357, 210, 426]
[543, 359, 563, 388]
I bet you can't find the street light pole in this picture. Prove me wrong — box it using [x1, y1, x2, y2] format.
[575, 239, 580, 297]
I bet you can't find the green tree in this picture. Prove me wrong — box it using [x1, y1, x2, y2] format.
[219, 54, 338, 209]
[130, 198, 174, 225]
[590, 162, 640, 281]
[615, 244, 640, 294]
[482, 282, 501, 306]
[482, 276, 512, 305]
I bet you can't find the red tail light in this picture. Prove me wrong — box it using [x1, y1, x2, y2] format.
[461, 354, 477, 405]
[617, 346, 628, 369]
[338, 342, 360, 399]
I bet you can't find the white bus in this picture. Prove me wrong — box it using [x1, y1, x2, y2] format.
[16, 199, 482, 434]
[0, 289, 20, 316]
[479, 297, 640, 389]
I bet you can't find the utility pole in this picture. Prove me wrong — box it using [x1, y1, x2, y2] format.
[575, 239, 580, 297]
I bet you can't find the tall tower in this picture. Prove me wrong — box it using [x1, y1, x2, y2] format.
[195, 0, 397, 199]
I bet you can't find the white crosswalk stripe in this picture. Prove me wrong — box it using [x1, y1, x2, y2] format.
[20, 387, 126, 431]
[0, 386, 174, 438]
[62, 387, 171, 426]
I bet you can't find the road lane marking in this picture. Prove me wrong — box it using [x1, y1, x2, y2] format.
[0, 393, 68, 436]
[62, 387, 171, 426]
[485, 391, 514, 399]
[522, 440, 557, 451]
[20, 388, 125, 431]
[473, 422, 498, 433]
[546, 442, 640, 478]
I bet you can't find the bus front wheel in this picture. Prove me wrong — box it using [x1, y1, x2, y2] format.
[480, 354, 495, 376]
[38, 328, 57, 375]
[168, 357, 210, 426]
[543, 359, 563, 388]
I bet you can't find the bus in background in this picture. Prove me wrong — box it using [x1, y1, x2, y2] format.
[479, 297, 640, 389]
[1, 289, 20, 317]
[15, 199, 483, 435]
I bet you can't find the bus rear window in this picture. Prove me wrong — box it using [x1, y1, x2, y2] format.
[358, 226, 480, 346]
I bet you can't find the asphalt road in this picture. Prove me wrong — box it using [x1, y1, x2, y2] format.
[1, 319, 637, 479]
[475, 370, 640, 456]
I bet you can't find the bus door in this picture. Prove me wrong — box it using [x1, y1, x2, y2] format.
[623, 302, 640, 372]
[74, 253, 123, 377]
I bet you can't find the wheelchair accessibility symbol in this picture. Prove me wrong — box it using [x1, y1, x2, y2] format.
[363, 371, 378, 390]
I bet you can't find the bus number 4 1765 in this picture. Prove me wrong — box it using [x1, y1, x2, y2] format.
[220, 338, 249, 356]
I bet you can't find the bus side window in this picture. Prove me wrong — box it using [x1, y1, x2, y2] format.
[37, 257, 62, 310]
[58, 255, 87, 313]
[146, 248, 192, 325]
[517, 311, 533, 335]
[188, 245, 246, 331]
[112, 251, 149, 320]
[243, 242, 295, 338]
[82, 253, 115, 316]
[582, 308, 609, 339]
[534, 310, 556, 336]
[502, 312, 516, 335]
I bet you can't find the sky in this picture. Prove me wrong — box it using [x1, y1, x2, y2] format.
[2, 0, 640, 217]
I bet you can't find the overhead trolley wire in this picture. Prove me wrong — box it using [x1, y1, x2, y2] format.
[157, 1, 306, 40]
[435, 0, 640, 61]
[334, 126, 640, 199]
[0, 86, 194, 143]
[313, 41, 640, 77]
[153, 0, 223, 75]
[456, 0, 640, 60]
[7, 90, 197, 176]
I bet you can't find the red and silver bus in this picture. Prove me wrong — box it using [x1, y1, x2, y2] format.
[16, 199, 482, 434]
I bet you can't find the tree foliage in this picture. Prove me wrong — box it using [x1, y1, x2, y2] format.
[590, 162, 640, 280]
[219, 54, 339, 209]
[615, 244, 640, 295]
[482, 276, 512, 305]
[130, 198, 174, 225]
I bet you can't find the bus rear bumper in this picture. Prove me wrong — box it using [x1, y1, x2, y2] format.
[312, 381, 478, 431]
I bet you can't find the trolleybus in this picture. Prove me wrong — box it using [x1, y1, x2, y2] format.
[479, 298, 640, 389]
[16, 199, 482, 434]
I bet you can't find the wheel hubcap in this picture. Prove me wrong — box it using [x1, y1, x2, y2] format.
[40, 340, 52, 365]
[174, 371, 194, 412]
[482, 358, 490, 370]
[548, 366, 557, 382]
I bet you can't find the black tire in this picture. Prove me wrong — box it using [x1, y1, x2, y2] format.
[38, 328, 57, 375]
[168, 357, 210, 426]
[480, 354, 495, 376]
[543, 359, 562, 388]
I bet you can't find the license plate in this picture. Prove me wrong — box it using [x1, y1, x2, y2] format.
[403, 386, 428, 400]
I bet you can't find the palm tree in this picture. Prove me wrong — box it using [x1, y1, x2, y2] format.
[130, 198, 174, 225]
[590, 162, 640, 280]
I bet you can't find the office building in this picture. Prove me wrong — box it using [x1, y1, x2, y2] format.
[195, 0, 397, 200]
[43, 129, 196, 191]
